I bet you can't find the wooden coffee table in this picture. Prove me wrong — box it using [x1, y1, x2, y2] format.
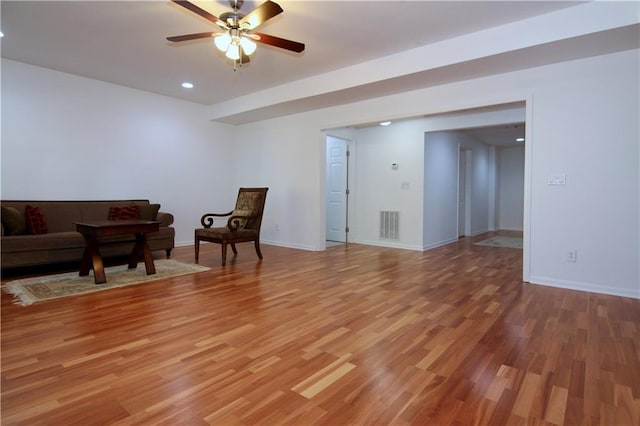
[74, 220, 160, 284]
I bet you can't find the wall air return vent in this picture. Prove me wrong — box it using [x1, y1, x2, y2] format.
[380, 211, 400, 240]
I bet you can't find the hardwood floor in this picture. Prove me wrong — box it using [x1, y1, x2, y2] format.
[2, 234, 639, 425]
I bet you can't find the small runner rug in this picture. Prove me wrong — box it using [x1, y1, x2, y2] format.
[2, 260, 210, 306]
[474, 236, 523, 249]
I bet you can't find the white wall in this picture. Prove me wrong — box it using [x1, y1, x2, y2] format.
[421, 130, 493, 248]
[498, 146, 525, 231]
[423, 131, 459, 249]
[353, 121, 425, 250]
[229, 121, 325, 250]
[232, 49, 639, 298]
[457, 132, 491, 236]
[1, 59, 236, 246]
[527, 51, 639, 298]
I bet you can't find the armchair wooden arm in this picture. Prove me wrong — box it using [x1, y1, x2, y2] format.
[200, 211, 233, 228]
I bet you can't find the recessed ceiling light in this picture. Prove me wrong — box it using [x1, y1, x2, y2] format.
[380, 121, 392, 126]
[516, 137, 525, 142]
[181, 82, 194, 89]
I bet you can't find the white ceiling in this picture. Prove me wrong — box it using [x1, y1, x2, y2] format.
[463, 123, 525, 147]
[2, 1, 638, 129]
[2, 1, 582, 107]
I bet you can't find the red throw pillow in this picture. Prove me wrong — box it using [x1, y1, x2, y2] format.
[108, 206, 138, 220]
[24, 205, 48, 235]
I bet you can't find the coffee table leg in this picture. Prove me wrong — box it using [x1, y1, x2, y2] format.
[130, 233, 156, 275]
[128, 237, 141, 269]
[80, 235, 106, 284]
[79, 247, 92, 276]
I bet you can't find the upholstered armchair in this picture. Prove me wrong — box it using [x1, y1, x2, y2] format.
[195, 187, 268, 266]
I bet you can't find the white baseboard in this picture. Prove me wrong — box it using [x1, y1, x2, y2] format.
[261, 239, 320, 251]
[528, 275, 640, 299]
[353, 239, 424, 251]
[471, 228, 489, 236]
[422, 238, 459, 251]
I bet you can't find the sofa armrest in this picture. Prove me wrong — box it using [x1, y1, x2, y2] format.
[157, 212, 174, 227]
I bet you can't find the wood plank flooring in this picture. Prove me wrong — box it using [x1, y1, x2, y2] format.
[2, 233, 639, 425]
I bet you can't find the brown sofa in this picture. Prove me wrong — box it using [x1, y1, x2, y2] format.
[1, 200, 175, 269]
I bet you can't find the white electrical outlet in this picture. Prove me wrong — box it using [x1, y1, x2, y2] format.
[568, 249, 577, 262]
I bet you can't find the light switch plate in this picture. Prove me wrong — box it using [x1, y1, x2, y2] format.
[548, 174, 566, 185]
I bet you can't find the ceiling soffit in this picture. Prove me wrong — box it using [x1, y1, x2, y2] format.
[214, 25, 640, 125]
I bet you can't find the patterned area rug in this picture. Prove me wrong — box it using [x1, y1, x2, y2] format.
[474, 236, 523, 249]
[2, 260, 210, 306]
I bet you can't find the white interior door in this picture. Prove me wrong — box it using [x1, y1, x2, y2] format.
[326, 136, 348, 242]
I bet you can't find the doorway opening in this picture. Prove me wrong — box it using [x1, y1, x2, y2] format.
[323, 100, 531, 281]
[459, 122, 526, 237]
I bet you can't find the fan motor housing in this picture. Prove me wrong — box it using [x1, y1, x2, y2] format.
[220, 11, 244, 25]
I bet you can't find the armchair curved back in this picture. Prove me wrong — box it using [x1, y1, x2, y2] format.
[230, 187, 268, 231]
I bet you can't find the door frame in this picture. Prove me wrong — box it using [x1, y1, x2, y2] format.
[458, 147, 472, 238]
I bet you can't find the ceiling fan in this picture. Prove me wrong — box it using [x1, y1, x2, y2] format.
[167, 0, 305, 68]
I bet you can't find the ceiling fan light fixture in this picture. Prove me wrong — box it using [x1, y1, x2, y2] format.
[168, 0, 305, 68]
[214, 33, 231, 51]
[225, 42, 241, 60]
[240, 36, 257, 55]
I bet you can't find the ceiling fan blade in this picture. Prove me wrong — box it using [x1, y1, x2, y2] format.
[172, 0, 221, 25]
[167, 32, 215, 42]
[240, 0, 283, 30]
[253, 32, 305, 53]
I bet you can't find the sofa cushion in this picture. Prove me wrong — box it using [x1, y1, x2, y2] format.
[137, 203, 160, 221]
[1, 231, 86, 252]
[108, 206, 138, 220]
[24, 205, 48, 235]
[1, 206, 27, 235]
